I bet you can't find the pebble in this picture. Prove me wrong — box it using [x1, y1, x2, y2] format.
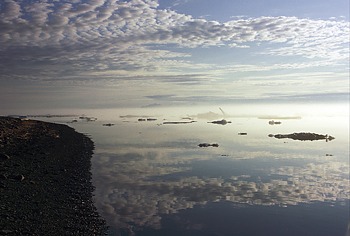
[1, 229, 13, 234]
[0, 174, 7, 180]
[0, 153, 10, 161]
[8, 174, 25, 181]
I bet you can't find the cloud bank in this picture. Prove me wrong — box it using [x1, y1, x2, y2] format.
[0, 0, 349, 81]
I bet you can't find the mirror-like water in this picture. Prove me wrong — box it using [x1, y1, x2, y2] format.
[34, 104, 349, 236]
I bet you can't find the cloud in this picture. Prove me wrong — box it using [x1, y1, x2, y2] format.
[0, 0, 21, 22]
[0, 0, 348, 110]
[170, 0, 193, 8]
[0, 0, 348, 82]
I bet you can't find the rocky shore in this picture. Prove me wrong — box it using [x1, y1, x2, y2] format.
[0, 117, 107, 235]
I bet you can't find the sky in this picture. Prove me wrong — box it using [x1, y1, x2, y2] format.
[0, 0, 349, 111]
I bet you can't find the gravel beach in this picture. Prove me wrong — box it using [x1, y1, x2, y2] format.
[0, 117, 107, 235]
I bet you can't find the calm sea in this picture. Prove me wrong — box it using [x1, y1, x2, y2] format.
[24, 103, 350, 236]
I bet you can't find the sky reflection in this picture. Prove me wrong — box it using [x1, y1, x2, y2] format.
[88, 114, 349, 233]
[27, 105, 349, 235]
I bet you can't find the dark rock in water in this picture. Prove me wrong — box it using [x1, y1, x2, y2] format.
[102, 123, 114, 126]
[238, 133, 247, 135]
[163, 121, 196, 124]
[198, 143, 219, 147]
[268, 120, 282, 125]
[208, 119, 231, 125]
[138, 118, 157, 122]
[270, 132, 335, 141]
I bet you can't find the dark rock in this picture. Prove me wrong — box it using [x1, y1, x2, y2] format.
[102, 123, 114, 126]
[163, 121, 197, 124]
[268, 120, 282, 125]
[198, 143, 219, 147]
[208, 119, 231, 125]
[270, 132, 335, 141]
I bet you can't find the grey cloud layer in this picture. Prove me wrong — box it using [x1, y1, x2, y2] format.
[0, 0, 349, 80]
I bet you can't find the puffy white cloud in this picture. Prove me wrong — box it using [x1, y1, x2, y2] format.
[0, 0, 348, 82]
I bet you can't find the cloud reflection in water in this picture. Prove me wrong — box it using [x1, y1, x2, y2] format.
[92, 144, 349, 231]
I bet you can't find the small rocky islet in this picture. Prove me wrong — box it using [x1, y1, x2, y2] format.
[269, 132, 335, 141]
[0, 117, 107, 235]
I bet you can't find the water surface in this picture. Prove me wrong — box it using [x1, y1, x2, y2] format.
[34, 104, 349, 236]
